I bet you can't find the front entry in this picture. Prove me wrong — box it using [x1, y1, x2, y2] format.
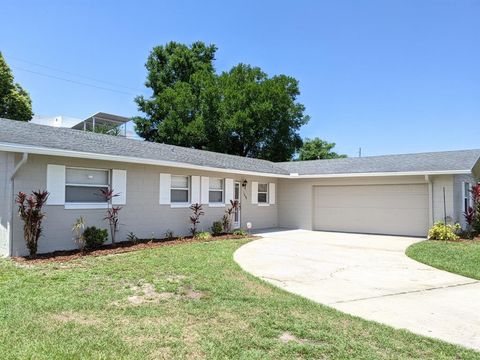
[234, 182, 241, 228]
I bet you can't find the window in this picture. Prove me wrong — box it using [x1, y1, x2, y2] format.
[171, 175, 190, 203]
[209, 178, 224, 203]
[258, 183, 268, 203]
[65, 168, 109, 203]
[464, 182, 471, 211]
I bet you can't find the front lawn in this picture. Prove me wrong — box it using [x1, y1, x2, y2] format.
[407, 240, 480, 280]
[0, 239, 477, 359]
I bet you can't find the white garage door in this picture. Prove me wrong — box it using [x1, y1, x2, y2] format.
[313, 184, 429, 237]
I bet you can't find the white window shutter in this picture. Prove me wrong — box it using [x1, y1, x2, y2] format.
[191, 176, 200, 204]
[225, 178, 234, 204]
[251, 181, 258, 204]
[269, 183, 276, 205]
[112, 169, 127, 205]
[46, 164, 65, 205]
[201, 176, 209, 204]
[159, 173, 171, 204]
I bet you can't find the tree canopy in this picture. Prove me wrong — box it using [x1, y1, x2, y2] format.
[134, 42, 309, 161]
[0, 52, 33, 121]
[297, 137, 347, 160]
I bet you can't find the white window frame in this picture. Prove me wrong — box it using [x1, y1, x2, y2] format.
[65, 166, 110, 209]
[463, 182, 472, 212]
[170, 175, 190, 207]
[208, 178, 225, 207]
[257, 183, 269, 205]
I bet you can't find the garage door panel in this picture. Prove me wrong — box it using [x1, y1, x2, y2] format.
[314, 184, 429, 236]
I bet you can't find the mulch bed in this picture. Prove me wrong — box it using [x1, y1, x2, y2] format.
[12, 234, 258, 264]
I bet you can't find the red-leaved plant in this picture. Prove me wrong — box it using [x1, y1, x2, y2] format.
[222, 200, 239, 233]
[100, 188, 121, 244]
[471, 184, 480, 234]
[16, 190, 49, 257]
[189, 203, 204, 236]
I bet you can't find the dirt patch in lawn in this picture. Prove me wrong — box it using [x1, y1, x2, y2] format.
[120, 282, 206, 306]
[52, 311, 100, 326]
[12, 235, 258, 264]
[279, 331, 323, 346]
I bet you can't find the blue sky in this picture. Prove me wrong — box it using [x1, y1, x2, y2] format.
[1, 0, 478, 157]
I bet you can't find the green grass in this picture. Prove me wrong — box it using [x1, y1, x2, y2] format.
[0, 239, 478, 359]
[407, 240, 480, 280]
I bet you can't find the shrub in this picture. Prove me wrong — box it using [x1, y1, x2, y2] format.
[164, 229, 175, 239]
[196, 231, 212, 240]
[233, 229, 248, 236]
[72, 217, 86, 250]
[211, 221, 223, 236]
[16, 190, 49, 257]
[427, 222, 461, 241]
[83, 226, 108, 249]
[189, 203, 205, 236]
[127, 232, 139, 244]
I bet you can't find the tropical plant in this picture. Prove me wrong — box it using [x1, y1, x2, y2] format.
[99, 187, 121, 244]
[83, 226, 108, 250]
[471, 184, 480, 234]
[427, 222, 461, 241]
[127, 232, 139, 244]
[211, 221, 223, 236]
[72, 217, 86, 251]
[189, 203, 204, 236]
[16, 190, 49, 257]
[195, 231, 212, 240]
[222, 200, 239, 233]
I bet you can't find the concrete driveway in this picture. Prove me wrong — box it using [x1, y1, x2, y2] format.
[234, 230, 480, 351]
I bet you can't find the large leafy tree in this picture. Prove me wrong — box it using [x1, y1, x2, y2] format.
[297, 137, 347, 160]
[134, 42, 309, 161]
[133, 42, 218, 149]
[0, 52, 33, 121]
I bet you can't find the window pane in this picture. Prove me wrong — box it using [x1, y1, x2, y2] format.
[172, 176, 188, 189]
[66, 168, 108, 185]
[234, 184, 240, 200]
[209, 178, 223, 190]
[258, 193, 267, 203]
[171, 189, 188, 202]
[66, 186, 108, 203]
[258, 183, 268, 192]
[209, 190, 223, 203]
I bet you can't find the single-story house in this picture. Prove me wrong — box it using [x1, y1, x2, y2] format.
[0, 118, 479, 257]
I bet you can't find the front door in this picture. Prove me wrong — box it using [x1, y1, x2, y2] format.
[234, 182, 241, 228]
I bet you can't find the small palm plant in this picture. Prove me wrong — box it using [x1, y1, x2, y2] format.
[99, 188, 121, 244]
[72, 216, 86, 251]
[16, 190, 49, 257]
[189, 203, 204, 237]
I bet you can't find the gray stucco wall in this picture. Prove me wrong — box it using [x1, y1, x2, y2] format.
[11, 154, 278, 256]
[0, 151, 14, 256]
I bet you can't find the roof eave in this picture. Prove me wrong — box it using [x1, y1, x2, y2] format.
[0, 142, 286, 178]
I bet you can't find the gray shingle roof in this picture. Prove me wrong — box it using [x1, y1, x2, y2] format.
[0, 118, 289, 175]
[278, 149, 480, 175]
[1, 118, 479, 176]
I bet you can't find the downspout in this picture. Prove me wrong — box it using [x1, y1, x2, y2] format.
[9, 152, 28, 257]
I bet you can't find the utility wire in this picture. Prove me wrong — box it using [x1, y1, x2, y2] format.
[6, 54, 144, 93]
[12, 66, 138, 96]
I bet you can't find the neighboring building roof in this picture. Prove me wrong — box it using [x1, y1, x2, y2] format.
[30, 115, 82, 128]
[0, 118, 288, 175]
[71, 112, 130, 130]
[0, 118, 479, 177]
[278, 149, 480, 176]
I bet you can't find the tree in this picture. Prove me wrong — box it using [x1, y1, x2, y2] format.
[213, 64, 309, 161]
[134, 42, 310, 161]
[133, 41, 218, 149]
[0, 52, 33, 121]
[297, 138, 347, 160]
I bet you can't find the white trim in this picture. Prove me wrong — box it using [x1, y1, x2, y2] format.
[64, 203, 109, 210]
[112, 169, 127, 205]
[159, 173, 171, 204]
[258, 203, 270, 207]
[251, 182, 258, 204]
[170, 203, 191, 208]
[46, 164, 66, 205]
[0, 142, 474, 179]
[208, 203, 226, 208]
[201, 176, 209, 204]
[268, 183, 276, 205]
[225, 178, 234, 204]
